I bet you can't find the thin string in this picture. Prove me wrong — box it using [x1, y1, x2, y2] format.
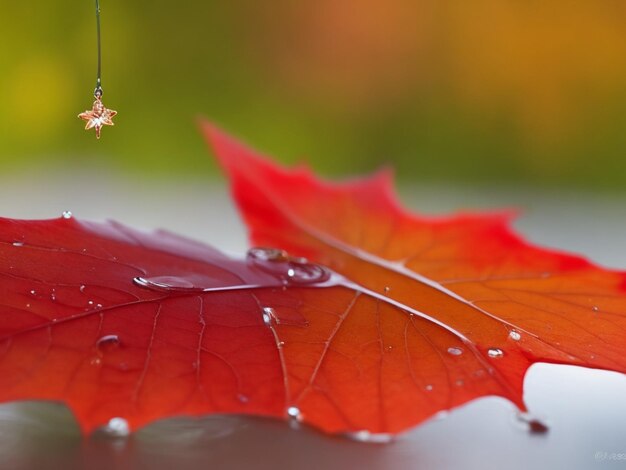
[94, 0, 103, 98]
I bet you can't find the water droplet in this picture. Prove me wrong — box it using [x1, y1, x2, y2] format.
[384, 286, 391, 293]
[509, 330, 521, 341]
[88, 300, 94, 306]
[286, 406, 302, 421]
[262, 307, 276, 326]
[96, 335, 120, 351]
[12, 241, 23, 247]
[425, 384, 433, 391]
[487, 348, 504, 358]
[246, 247, 330, 285]
[592, 306, 599, 312]
[96, 303, 103, 309]
[79, 285, 86, 293]
[25, 303, 31, 308]
[345, 430, 393, 443]
[133, 276, 203, 293]
[246, 247, 289, 263]
[90, 357, 102, 366]
[447, 347, 463, 356]
[237, 393, 249, 403]
[455, 379, 464, 387]
[386, 345, 393, 352]
[62, 211, 73, 219]
[104, 417, 130, 437]
[29, 290, 37, 296]
[277, 341, 285, 348]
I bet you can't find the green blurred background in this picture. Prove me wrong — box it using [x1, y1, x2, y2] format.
[1, 0, 626, 188]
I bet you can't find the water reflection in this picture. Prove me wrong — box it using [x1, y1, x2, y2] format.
[0, 364, 624, 470]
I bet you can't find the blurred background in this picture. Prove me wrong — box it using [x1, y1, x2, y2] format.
[2, 0, 626, 188]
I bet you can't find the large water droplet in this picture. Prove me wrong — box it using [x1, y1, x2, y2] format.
[104, 417, 130, 437]
[447, 347, 463, 356]
[133, 276, 203, 293]
[246, 247, 330, 285]
[246, 247, 289, 263]
[62, 211, 73, 219]
[509, 330, 521, 341]
[592, 305, 599, 312]
[345, 430, 393, 443]
[487, 348, 504, 358]
[12, 241, 24, 247]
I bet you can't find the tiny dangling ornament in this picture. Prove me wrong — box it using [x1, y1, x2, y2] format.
[78, 0, 116, 139]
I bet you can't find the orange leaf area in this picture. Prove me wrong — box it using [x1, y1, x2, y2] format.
[203, 121, 626, 435]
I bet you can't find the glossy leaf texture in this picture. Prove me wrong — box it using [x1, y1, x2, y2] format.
[204, 120, 626, 435]
[0, 216, 356, 433]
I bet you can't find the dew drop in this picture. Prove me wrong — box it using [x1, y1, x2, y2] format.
[487, 348, 504, 358]
[26, 303, 31, 308]
[277, 341, 285, 348]
[88, 300, 94, 306]
[62, 211, 73, 219]
[79, 285, 86, 293]
[286, 406, 302, 421]
[29, 289, 37, 296]
[592, 306, 599, 312]
[246, 247, 330, 285]
[345, 430, 394, 444]
[96, 335, 120, 351]
[509, 330, 521, 341]
[104, 417, 130, 437]
[90, 357, 102, 366]
[246, 247, 289, 263]
[12, 241, 24, 247]
[262, 307, 276, 326]
[237, 393, 249, 403]
[384, 286, 391, 293]
[133, 276, 202, 293]
[425, 384, 433, 392]
[447, 347, 463, 356]
[455, 379, 464, 387]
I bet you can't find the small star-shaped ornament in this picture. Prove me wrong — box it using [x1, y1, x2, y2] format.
[78, 96, 117, 139]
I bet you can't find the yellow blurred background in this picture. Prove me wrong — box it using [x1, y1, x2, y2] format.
[1, 0, 626, 187]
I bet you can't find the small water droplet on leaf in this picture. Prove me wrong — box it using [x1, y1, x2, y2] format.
[487, 348, 504, 358]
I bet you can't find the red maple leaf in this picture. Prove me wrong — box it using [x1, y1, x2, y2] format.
[2, 123, 625, 439]
[202, 120, 626, 435]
